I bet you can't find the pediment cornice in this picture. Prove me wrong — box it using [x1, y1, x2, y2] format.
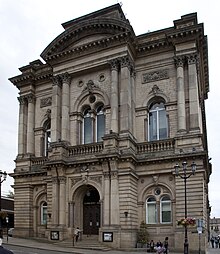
[41, 17, 135, 62]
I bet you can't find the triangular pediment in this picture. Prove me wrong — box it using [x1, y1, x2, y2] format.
[41, 4, 135, 61]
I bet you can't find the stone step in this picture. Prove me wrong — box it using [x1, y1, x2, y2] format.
[54, 235, 111, 251]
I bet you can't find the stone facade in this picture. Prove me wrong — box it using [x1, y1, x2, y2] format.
[9, 4, 211, 252]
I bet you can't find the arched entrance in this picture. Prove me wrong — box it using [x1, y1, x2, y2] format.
[83, 185, 100, 235]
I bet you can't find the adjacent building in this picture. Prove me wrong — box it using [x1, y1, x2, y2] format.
[9, 4, 211, 252]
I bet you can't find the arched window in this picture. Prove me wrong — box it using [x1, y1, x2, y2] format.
[43, 120, 51, 156]
[160, 195, 171, 223]
[83, 107, 93, 144]
[146, 197, 157, 224]
[82, 103, 105, 144]
[41, 202, 47, 225]
[148, 102, 168, 141]
[96, 104, 105, 142]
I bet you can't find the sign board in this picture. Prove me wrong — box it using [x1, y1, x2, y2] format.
[103, 232, 113, 242]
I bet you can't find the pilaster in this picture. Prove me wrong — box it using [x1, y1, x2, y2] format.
[174, 56, 186, 133]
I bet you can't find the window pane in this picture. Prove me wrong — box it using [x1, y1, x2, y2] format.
[97, 114, 105, 142]
[161, 199, 171, 223]
[147, 203, 157, 223]
[149, 111, 157, 141]
[84, 117, 92, 144]
[159, 110, 168, 139]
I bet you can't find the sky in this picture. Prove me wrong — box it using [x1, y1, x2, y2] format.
[0, 0, 219, 217]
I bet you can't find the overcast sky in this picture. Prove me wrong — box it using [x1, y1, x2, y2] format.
[0, 0, 219, 218]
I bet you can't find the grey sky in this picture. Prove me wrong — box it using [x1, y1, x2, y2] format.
[0, 0, 219, 217]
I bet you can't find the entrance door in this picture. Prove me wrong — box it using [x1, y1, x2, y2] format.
[83, 186, 100, 235]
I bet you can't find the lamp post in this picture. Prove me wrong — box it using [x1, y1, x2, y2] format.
[6, 216, 8, 243]
[174, 161, 196, 254]
[0, 170, 7, 238]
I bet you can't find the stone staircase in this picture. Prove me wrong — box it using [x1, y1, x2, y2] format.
[54, 234, 112, 251]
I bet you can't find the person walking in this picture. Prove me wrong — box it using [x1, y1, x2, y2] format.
[163, 237, 169, 254]
[0, 238, 14, 254]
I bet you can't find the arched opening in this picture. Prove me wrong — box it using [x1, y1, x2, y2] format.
[83, 185, 100, 235]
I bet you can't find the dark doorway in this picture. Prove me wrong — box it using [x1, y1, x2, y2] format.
[83, 185, 100, 235]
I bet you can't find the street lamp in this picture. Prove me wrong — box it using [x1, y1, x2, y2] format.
[6, 216, 9, 243]
[0, 170, 7, 238]
[174, 161, 196, 254]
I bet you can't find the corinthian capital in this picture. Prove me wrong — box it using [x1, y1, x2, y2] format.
[186, 54, 198, 65]
[60, 72, 72, 85]
[51, 75, 62, 87]
[26, 93, 35, 103]
[109, 59, 119, 71]
[119, 55, 132, 69]
[174, 56, 185, 68]
[17, 96, 26, 105]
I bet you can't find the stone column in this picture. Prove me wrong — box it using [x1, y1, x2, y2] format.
[26, 94, 35, 154]
[103, 171, 110, 225]
[61, 73, 71, 142]
[187, 54, 201, 131]
[52, 177, 59, 225]
[69, 201, 74, 228]
[51, 76, 62, 142]
[17, 96, 27, 156]
[175, 56, 186, 132]
[131, 67, 136, 136]
[109, 59, 119, 133]
[109, 161, 119, 225]
[59, 176, 66, 226]
[119, 56, 132, 133]
[33, 205, 38, 237]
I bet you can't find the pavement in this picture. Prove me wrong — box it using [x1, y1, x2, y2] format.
[2, 236, 220, 254]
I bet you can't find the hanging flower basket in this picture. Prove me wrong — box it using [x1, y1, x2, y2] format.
[177, 217, 196, 226]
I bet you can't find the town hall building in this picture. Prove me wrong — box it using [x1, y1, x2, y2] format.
[9, 4, 211, 252]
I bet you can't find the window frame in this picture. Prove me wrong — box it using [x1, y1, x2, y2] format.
[41, 202, 47, 225]
[148, 101, 168, 141]
[160, 195, 172, 224]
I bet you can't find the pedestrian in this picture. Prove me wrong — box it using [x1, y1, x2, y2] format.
[214, 237, 219, 248]
[149, 240, 155, 252]
[0, 238, 14, 254]
[74, 227, 80, 242]
[163, 237, 168, 254]
[210, 236, 214, 248]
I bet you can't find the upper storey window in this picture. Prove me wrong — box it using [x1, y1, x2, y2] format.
[43, 120, 51, 156]
[148, 102, 168, 141]
[83, 103, 105, 144]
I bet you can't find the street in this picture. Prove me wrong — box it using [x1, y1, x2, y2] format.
[3, 245, 75, 254]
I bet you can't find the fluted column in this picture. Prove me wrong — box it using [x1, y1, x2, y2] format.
[52, 177, 59, 225]
[187, 54, 201, 131]
[17, 96, 27, 156]
[51, 76, 62, 142]
[61, 73, 71, 142]
[109, 59, 119, 133]
[175, 56, 186, 132]
[119, 56, 132, 133]
[26, 94, 35, 154]
[59, 176, 66, 226]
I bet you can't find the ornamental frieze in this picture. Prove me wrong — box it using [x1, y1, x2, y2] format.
[40, 97, 52, 108]
[142, 69, 169, 83]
